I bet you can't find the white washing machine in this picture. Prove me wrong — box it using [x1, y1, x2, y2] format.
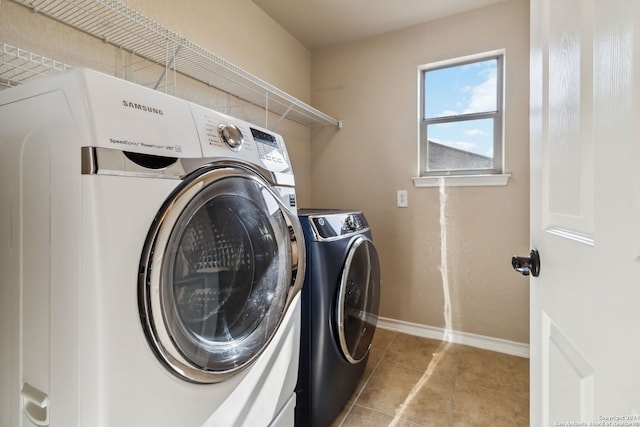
[0, 68, 305, 427]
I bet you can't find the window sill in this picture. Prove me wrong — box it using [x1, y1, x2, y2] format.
[412, 173, 511, 187]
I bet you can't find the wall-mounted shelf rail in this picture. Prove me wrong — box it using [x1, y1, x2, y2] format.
[0, 42, 72, 87]
[9, 0, 342, 128]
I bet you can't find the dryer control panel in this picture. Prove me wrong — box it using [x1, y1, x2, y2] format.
[306, 212, 369, 240]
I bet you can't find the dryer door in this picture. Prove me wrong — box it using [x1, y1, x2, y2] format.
[139, 165, 303, 383]
[336, 236, 381, 364]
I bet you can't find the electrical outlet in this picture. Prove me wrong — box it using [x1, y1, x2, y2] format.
[397, 190, 408, 208]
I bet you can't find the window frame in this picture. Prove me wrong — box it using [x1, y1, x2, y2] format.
[418, 50, 505, 178]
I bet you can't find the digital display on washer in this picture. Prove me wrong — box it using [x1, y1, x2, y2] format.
[252, 127, 289, 172]
[251, 128, 278, 147]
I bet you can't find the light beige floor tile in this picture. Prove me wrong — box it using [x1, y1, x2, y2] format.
[367, 328, 397, 369]
[381, 333, 440, 369]
[457, 346, 529, 400]
[356, 363, 423, 415]
[371, 328, 397, 351]
[452, 381, 529, 427]
[395, 373, 454, 426]
[358, 329, 395, 385]
[341, 404, 423, 427]
[356, 362, 455, 425]
[367, 345, 386, 370]
[425, 344, 460, 380]
[383, 333, 460, 379]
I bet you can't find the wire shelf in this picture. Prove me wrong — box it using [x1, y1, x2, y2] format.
[0, 42, 73, 87]
[9, 0, 341, 128]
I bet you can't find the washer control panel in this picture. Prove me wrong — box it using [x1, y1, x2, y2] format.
[310, 212, 369, 240]
[189, 103, 293, 175]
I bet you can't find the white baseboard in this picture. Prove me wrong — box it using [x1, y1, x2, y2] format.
[376, 316, 530, 359]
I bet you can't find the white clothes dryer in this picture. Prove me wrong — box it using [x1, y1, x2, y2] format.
[0, 68, 305, 427]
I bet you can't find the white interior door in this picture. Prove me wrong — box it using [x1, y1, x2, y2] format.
[529, 0, 640, 425]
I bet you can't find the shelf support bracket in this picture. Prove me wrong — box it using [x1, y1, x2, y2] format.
[269, 103, 295, 131]
[154, 41, 183, 91]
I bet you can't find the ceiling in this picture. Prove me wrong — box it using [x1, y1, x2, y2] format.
[252, 0, 507, 49]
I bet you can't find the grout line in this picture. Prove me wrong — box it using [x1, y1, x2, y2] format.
[449, 351, 461, 426]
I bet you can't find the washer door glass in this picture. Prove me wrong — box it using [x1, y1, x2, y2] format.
[140, 167, 301, 383]
[336, 236, 381, 364]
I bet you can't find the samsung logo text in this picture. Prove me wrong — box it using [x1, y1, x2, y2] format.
[122, 100, 164, 116]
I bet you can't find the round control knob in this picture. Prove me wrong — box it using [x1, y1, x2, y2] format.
[218, 123, 244, 151]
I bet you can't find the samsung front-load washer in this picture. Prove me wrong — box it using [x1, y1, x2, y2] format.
[0, 68, 305, 427]
[295, 209, 381, 427]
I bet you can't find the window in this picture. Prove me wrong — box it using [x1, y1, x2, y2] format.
[419, 51, 505, 181]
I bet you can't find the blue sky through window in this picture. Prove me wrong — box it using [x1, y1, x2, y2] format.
[424, 59, 497, 157]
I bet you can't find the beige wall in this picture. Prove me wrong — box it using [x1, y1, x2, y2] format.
[310, 0, 531, 343]
[0, 0, 313, 205]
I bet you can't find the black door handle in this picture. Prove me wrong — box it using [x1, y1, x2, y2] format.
[512, 249, 540, 277]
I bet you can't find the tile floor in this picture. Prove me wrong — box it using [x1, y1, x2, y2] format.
[330, 329, 529, 427]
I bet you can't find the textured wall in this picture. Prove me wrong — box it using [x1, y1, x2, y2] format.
[310, 0, 531, 343]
